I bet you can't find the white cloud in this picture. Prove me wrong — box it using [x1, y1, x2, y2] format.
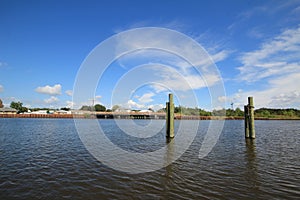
[44, 96, 59, 104]
[66, 101, 75, 108]
[115, 28, 224, 92]
[232, 26, 300, 108]
[35, 84, 62, 95]
[270, 91, 300, 106]
[218, 96, 227, 103]
[95, 95, 102, 99]
[0, 85, 3, 92]
[150, 65, 220, 92]
[65, 90, 73, 96]
[125, 99, 164, 111]
[237, 26, 300, 82]
[148, 104, 164, 111]
[210, 50, 231, 63]
[126, 99, 145, 109]
[229, 73, 300, 109]
[138, 92, 154, 103]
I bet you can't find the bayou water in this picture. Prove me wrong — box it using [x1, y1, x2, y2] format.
[0, 118, 299, 199]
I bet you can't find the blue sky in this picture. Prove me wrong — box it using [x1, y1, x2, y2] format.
[1, 0, 300, 110]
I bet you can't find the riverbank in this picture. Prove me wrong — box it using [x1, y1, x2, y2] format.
[1, 113, 299, 120]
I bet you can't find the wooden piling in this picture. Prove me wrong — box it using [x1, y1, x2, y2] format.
[166, 94, 174, 138]
[248, 97, 255, 139]
[169, 94, 174, 138]
[244, 105, 249, 138]
[244, 97, 255, 139]
[166, 102, 169, 135]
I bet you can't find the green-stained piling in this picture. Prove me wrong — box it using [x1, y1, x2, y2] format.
[166, 94, 174, 138]
[248, 97, 255, 139]
[166, 102, 170, 136]
[244, 105, 249, 138]
[244, 97, 255, 139]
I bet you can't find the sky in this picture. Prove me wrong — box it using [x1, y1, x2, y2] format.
[1, 0, 300, 110]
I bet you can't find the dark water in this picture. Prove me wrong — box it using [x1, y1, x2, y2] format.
[0, 118, 299, 199]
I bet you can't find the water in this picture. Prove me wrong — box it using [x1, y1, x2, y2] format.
[0, 118, 299, 199]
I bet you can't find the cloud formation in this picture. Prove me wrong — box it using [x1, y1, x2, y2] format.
[237, 26, 300, 82]
[35, 84, 62, 95]
[0, 85, 3, 92]
[44, 96, 59, 104]
[65, 90, 73, 96]
[66, 100, 75, 108]
[225, 26, 300, 109]
[138, 92, 154, 103]
[115, 28, 225, 92]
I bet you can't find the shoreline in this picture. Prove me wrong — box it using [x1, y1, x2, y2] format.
[0, 113, 299, 120]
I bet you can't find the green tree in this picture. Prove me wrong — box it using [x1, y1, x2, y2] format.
[286, 110, 295, 117]
[148, 108, 154, 112]
[199, 109, 211, 116]
[226, 109, 234, 117]
[260, 110, 270, 118]
[212, 108, 226, 116]
[10, 101, 28, 113]
[94, 104, 106, 111]
[0, 99, 3, 108]
[80, 105, 93, 111]
[174, 106, 182, 113]
[19, 107, 28, 113]
[112, 105, 120, 112]
[235, 107, 244, 116]
[10, 101, 23, 111]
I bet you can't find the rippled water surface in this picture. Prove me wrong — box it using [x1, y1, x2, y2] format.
[0, 118, 299, 199]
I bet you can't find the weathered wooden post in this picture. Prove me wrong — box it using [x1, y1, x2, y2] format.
[169, 93, 174, 138]
[166, 102, 169, 135]
[244, 97, 255, 139]
[248, 97, 255, 139]
[244, 105, 249, 138]
[166, 93, 174, 138]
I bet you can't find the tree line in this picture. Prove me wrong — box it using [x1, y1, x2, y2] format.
[1, 98, 300, 118]
[158, 106, 243, 117]
[80, 104, 107, 112]
[158, 106, 300, 118]
[0, 99, 71, 113]
[255, 108, 300, 118]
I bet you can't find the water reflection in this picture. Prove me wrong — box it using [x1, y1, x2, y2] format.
[165, 138, 175, 176]
[245, 139, 259, 190]
[161, 138, 175, 198]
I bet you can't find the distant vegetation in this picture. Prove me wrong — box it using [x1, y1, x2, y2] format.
[80, 104, 106, 112]
[1, 98, 300, 119]
[255, 108, 300, 119]
[158, 106, 242, 117]
[10, 101, 28, 113]
[157, 106, 300, 119]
